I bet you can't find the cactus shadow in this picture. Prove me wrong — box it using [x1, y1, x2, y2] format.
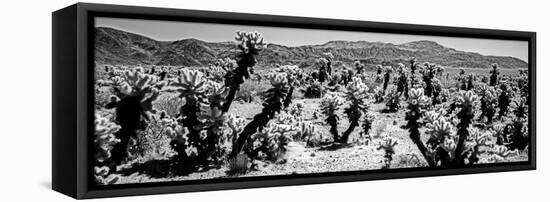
[118, 159, 223, 178]
[317, 142, 352, 151]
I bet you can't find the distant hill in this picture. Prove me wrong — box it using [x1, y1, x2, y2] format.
[95, 27, 527, 69]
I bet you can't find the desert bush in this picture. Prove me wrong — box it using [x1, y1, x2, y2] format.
[303, 81, 325, 98]
[226, 154, 250, 176]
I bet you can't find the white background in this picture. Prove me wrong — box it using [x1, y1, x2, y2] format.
[0, 0, 547, 201]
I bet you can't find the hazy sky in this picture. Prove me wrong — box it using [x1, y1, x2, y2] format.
[96, 17, 528, 61]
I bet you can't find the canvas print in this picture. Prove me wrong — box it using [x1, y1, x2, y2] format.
[92, 17, 530, 185]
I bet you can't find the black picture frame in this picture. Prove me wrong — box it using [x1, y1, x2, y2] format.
[52, 3, 536, 199]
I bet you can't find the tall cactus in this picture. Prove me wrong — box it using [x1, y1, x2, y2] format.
[489, 63, 499, 86]
[453, 90, 477, 166]
[230, 72, 291, 158]
[340, 77, 369, 143]
[405, 88, 433, 166]
[105, 67, 166, 166]
[168, 69, 209, 166]
[222, 31, 266, 113]
[320, 92, 344, 142]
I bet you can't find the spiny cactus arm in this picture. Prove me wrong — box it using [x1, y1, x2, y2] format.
[229, 73, 289, 158]
[452, 91, 477, 165]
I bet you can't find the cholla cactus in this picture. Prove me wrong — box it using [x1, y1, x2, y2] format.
[105, 67, 166, 166]
[374, 86, 384, 103]
[421, 63, 438, 97]
[274, 65, 301, 108]
[361, 112, 376, 138]
[244, 122, 296, 162]
[405, 88, 434, 167]
[384, 87, 400, 112]
[222, 31, 267, 113]
[478, 85, 498, 124]
[452, 90, 477, 166]
[463, 127, 492, 164]
[320, 92, 344, 142]
[497, 84, 512, 118]
[382, 66, 393, 93]
[94, 113, 121, 164]
[169, 69, 230, 166]
[409, 57, 417, 74]
[377, 136, 399, 169]
[235, 31, 267, 54]
[508, 98, 529, 150]
[340, 77, 370, 143]
[298, 121, 318, 144]
[287, 101, 305, 117]
[489, 63, 499, 86]
[230, 72, 291, 158]
[395, 63, 409, 98]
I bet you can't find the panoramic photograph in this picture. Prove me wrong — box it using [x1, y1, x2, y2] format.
[92, 17, 530, 185]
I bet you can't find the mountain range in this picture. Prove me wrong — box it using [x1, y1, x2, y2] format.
[94, 27, 527, 69]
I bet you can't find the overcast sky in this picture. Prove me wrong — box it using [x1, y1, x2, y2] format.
[96, 17, 528, 61]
